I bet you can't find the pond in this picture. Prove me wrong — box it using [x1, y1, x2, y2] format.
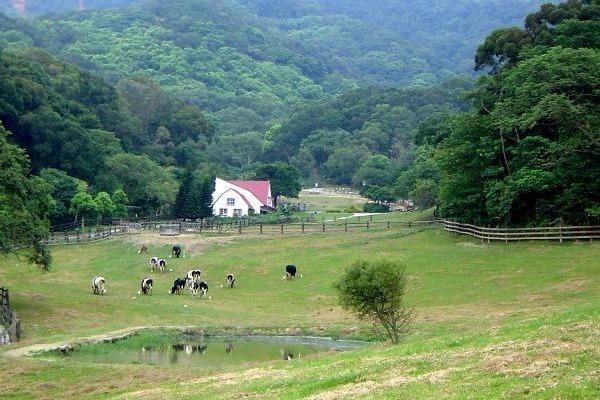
[42, 331, 367, 369]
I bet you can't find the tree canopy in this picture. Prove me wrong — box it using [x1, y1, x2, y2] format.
[0, 123, 52, 269]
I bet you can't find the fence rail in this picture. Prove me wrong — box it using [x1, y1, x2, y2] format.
[0, 288, 20, 344]
[443, 220, 600, 242]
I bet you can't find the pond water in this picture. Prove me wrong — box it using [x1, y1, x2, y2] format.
[44, 331, 367, 369]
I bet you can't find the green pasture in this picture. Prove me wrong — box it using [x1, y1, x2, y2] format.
[0, 224, 598, 399]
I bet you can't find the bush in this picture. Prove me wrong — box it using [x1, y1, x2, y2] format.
[363, 203, 390, 213]
[335, 260, 414, 344]
[344, 205, 362, 213]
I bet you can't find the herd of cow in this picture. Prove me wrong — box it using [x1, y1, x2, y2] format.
[90, 245, 300, 298]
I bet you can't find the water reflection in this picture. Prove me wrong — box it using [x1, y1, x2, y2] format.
[57, 334, 367, 368]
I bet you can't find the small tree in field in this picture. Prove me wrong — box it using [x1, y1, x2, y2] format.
[335, 260, 414, 344]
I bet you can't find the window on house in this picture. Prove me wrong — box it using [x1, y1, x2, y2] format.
[227, 198, 235, 206]
[219, 208, 228, 216]
[233, 209, 242, 216]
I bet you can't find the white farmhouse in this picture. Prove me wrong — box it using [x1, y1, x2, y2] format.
[212, 178, 274, 217]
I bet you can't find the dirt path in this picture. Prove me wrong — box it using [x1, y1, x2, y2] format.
[121, 232, 245, 256]
[3, 325, 199, 358]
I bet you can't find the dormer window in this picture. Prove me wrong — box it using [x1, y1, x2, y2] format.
[227, 198, 235, 206]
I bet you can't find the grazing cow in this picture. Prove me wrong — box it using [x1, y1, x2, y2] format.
[283, 264, 298, 280]
[226, 274, 236, 288]
[91, 276, 106, 295]
[170, 278, 186, 295]
[140, 278, 153, 295]
[172, 245, 182, 258]
[138, 244, 148, 254]
[185, 269, 202, 289]
[158, 259, 167, 272]
[191, 281, 208, 297]
[150, 257, 159, 271]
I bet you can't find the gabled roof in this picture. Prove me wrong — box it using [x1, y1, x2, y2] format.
[229, 180, 270, 205]
[213, 188, 255, 210]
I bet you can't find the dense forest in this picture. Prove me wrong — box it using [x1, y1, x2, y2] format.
[0, 0, 598, 267]
[0, 0, 549, 135]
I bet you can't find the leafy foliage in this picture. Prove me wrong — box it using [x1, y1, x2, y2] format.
[438, 0, 600, 225]
[253, 162, 302, 206]
[0, 123, 52, 269]
[335, 259, 414, 343]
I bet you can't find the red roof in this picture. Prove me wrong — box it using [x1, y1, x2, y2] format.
[229, 180, 270, 205]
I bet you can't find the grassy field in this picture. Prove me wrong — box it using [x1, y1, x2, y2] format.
[0, 223, 598, 399]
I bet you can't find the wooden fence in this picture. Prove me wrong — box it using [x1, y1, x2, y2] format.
[0, 288, 20, 344]
[443, 220, 600, 242]
[46, 225, 130, 246]
[155, 219, 439, 235]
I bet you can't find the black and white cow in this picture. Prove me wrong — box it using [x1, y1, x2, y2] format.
[226, 274, 236, 288]
[158, 259, 167, 272]
[140, 277, 153, 295]
[283, 264, 299, 280]
[191, 281, 209, 297]
[150, 257, 159, 271]
[172, 245, 182, 258]
[185, 269, 202, 289]
[170, 278, 186, 295]
[91, 276, 106, 295]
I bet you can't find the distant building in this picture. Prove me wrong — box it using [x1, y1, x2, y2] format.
[212, 178, 274, 217]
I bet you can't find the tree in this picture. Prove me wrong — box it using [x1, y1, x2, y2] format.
[112, 189, 129, 221]
[323, 146, 369, 185]
[69, 192, 98, 229]
[410, 179, 438, 209]
[335, 260, 414, 344]
[39, 168, 87, 225]
[353, 154, 396, 187]
[184, 171, 215, 220]
[0, 123, 53, 270]
[98, 153, 178, 215]
[253, 162, 302, 206]
[94, 192, 115, 223]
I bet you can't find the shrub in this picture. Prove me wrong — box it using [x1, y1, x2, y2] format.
[334, 260, 414, 344]
[344, 205, 362, 213]
[363, 203, 390, 213]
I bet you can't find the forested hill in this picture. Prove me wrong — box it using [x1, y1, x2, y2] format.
[0, 0, 549, 136]
[0, 0, 138, 16]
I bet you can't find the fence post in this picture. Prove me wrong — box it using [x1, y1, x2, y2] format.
[505, 227, 508, 243]
[559, 220, 563, 243]
[370, 215, 373, 222]
[260, 224, 263, 234]
[281, 224, 284, 234]
[322, 222, 325, 232]
[387, 221, 390, 229]
[366, 221, 369, 230]
[302, 223, 305, 234]
[238, 223, 242, 235]
[344, 221, 348, 232]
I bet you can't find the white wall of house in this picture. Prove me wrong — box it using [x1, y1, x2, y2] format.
[212, 178, 263, 217]
[212, 188, 252, 217]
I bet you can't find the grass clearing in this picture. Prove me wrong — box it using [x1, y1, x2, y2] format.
[0, 226, 598, 399]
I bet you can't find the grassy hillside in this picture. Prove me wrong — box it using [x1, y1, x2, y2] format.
[0, 225, 598, 398]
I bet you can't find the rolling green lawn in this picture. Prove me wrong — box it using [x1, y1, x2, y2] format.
[0, 226, 598, 399]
